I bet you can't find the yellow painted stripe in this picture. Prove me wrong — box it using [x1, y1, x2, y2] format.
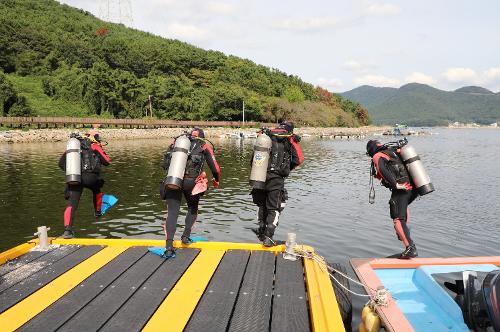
[52, 238, 293, 253]
[0, 246, 126, 331]
[303, 256, 345, 332]
[0, 242, 36, 265]
[142, 249, 225, 332]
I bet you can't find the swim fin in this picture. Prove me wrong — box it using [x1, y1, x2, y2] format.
[189, 236, 208, 242]
[148, 246, 176, 259]
[101, 194, 118, 215]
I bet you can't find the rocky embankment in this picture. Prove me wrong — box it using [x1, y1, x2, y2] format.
[0, 126, 389, 143]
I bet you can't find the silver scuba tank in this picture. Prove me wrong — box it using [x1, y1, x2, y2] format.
[165, 135, 191, 190]
[65, 137, 81, 184]
[399, 144, 434, 195]
[249, 133, 272, 189]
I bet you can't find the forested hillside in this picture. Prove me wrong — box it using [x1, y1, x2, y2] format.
[342, 83, 500, 126]
[0, 0, 369, 127]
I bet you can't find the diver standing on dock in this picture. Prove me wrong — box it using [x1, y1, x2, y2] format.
[366, 139, 419, 259]
[250, 121, 304, 247]
[160, 128, 220, 258]
[59, 130, 111, 239]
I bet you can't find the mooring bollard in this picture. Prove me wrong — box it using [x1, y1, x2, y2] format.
[283, 232, 297, 261]
[34, 226, 51, 250]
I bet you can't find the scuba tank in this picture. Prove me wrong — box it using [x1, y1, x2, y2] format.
[389, 138, 434, 196]
[165, 135, 191, 190]
[249, 132, 272, 189]
[65, 135, 81, 184]
[399, 143, 434, 195]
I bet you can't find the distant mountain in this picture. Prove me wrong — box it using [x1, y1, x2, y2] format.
[454, 86, 494, 95]
[342, 83, 500, 126]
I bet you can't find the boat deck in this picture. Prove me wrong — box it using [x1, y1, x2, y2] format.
[0, 239, 344, 332]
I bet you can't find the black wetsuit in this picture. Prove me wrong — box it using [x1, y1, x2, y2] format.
[162, 137, 220, 249]
[59, 140, 111, 230]
[373, 149, 418, 247]
[251, 129, 304, 240]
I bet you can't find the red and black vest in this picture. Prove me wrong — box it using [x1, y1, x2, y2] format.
[373, 148, 410, 188]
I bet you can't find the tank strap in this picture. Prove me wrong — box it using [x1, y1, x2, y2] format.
[254, 146, 269, 152]
[172, 147, 189, 153]
[404, 155, 420, 164]
[67, 149, 80, 153]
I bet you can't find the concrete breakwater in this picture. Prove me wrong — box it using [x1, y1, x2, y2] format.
[0, 126, 389, 143]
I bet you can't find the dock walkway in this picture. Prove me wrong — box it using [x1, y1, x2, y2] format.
[0, 239, 344, 331]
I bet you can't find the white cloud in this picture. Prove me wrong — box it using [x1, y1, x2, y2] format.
[272, 17, 338, 32]
[443, 67, 479, 83]
[484, 68, 500, 81]
[165, 23, 208, 41]
[342, 59, 376, 72]
[317, 77, 344, 90]
[205, 2, 235, 14]
[354, 74, 400, 87]
[405, 72, 436, 85]
[365, 3, 401, 16]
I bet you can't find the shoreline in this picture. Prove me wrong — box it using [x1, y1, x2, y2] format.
[0, 126, 390, 144]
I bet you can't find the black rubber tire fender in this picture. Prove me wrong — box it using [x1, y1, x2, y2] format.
[329, 262, 353, 332]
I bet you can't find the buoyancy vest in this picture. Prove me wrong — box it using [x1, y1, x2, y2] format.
[268, 128, 292, 177]
[373, 148, 410, 187]
[184, 139, 205, 178]
[80, 138, 101, 173]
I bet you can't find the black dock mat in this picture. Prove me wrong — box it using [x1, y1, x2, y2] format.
[100, 248, 199, 332]
[0, 245, 102, 313]
[19, 247, 147, 332]
[271, 255, 310, 332]
[57, 249, 166, 331]
[228, 251, 276, 332]
[185, 250, 250, 332]
[0, 245, 80, 293]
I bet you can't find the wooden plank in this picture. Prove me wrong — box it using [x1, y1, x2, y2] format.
[19, 247, 147, 332]
[57, 250, 166, 331]
[0, 245, 80, 294]
[228, 251, 276, 332]
[185, 250, 250, 332]
[0, 246, 101, 313]
[0, 246, 126, 332]
[303, 256, 345, 332]
[0, 250, 52, 277]
[100, 249, 199, 332]
[142, 249, 225, 332]
[271, 255, 310, 332]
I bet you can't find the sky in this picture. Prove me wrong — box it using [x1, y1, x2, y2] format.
[59, 0, 500, 93]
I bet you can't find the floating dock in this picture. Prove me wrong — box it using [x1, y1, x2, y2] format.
[0, 238, 346, 332]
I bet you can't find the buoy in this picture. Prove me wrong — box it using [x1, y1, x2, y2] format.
[360, 305, 381, 332]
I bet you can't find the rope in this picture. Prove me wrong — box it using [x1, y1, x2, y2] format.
[290, 247, 391, 305]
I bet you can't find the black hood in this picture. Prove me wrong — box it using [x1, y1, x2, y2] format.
[366, 140, 383, 157]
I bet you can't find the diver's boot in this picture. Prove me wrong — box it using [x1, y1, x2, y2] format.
[399, 244, 418, 259]
[163, 247, 176, 259]
[181, 235, 193, 245]
[262, 236, 276, 247]
[62, 227, 75, 239]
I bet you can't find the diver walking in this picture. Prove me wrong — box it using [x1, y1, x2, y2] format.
[59, 131, 111, 238]
[366, 139, 434, 259]
[250, 121, 304, 247]
[160, 128, 220, 258]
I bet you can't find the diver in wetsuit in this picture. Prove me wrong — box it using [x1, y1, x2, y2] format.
[161, 128, 220, 258]
[59, 131, 111, 238]
[367, 139, 418, 259]
[251, 121, 304, 247]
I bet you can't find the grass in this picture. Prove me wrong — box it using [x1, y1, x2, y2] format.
[7, 74, 90, 117]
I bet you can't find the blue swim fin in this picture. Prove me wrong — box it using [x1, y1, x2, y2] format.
[101, 194, 118, 215]
[148, 246, 176, 259]
[189, 236, 209, 242]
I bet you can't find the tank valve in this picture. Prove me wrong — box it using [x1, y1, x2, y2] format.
[283, 232, 297, 261]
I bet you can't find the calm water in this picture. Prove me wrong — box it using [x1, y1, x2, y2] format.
[1, 128, 499, 326]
